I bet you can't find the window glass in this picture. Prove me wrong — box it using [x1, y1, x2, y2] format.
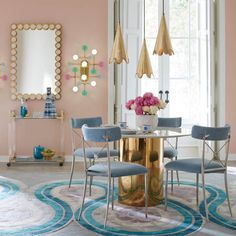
[146, 0, 159, 38]
[141, 0, 210, 126]
[169, 39, 189, 78]
[169, 0, 189, 37]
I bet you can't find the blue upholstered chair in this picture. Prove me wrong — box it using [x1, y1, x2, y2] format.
[78, 125, 148, 227]
[165, 125, 232, 221]
[158, 117, 182, 190]
[69, 117, 119, 194]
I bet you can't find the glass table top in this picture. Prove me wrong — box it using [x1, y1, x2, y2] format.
[121, 127, 191, 138]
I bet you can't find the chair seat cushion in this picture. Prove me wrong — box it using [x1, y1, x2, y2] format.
[74, 148, 119, 159]
[88, 161, 147, 177]
[164, 147, 178, 159]
[165, 158, 224, 173]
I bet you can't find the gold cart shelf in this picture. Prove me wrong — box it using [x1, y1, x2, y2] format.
[8, 110, 65, 167]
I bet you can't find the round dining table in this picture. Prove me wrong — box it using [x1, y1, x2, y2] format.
[118, 127, 191, 207]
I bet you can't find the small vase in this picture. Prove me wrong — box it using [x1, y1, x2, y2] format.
[136, 115, 158, 131]
[34, 145, 45, 159]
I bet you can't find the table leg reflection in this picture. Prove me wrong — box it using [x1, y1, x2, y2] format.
[119, 137, 164, 207]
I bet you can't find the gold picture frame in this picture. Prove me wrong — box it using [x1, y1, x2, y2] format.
[10, 23, 62, 100]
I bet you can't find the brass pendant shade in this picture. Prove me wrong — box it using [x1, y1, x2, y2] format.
[153, 14, 174, 56]
[109, 22, 129, 64]
[136, 38, 153, 78]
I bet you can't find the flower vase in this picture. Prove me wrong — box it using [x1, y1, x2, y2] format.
[136, 115, 158, 131]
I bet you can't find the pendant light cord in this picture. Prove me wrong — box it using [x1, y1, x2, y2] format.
[163, 0, 165, 15]
[118, 0, 120, 24]
[115, 0, 120, 25]
[144, 0, 146, 38]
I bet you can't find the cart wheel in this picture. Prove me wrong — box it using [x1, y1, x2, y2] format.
[59, 162, 63, 166]
[7, 162, 11, 167]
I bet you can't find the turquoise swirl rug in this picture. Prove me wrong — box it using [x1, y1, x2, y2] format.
[0, 177, 73, 236]
[0, 177, 235, 235]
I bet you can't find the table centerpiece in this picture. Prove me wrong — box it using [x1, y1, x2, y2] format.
[125, 92, 167, 131]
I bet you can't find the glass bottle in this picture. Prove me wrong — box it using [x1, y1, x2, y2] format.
[44, 87, 57, 118]
[20, 98, 28, 118]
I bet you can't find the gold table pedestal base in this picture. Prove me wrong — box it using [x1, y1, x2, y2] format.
[119, 137, 164, 207]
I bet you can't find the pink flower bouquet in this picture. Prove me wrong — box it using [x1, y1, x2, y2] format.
[125, 92, 166, 115]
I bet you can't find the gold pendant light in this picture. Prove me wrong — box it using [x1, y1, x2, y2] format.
[136, 39, 153, 78]
[109, 0, 129, 64]
[153, 0, 174, 56]
[136, 0, 153, 78]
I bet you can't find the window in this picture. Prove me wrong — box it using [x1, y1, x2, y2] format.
[141, 0, 213, 127]
[119, 0, 214, 135]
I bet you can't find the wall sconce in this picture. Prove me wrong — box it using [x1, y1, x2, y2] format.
[0, 63, 8, 81]
[65, 44, 103, 96]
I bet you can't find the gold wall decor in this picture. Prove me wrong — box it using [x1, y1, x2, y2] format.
[65, 45, 102, 96]
[10, 23, 62, 100]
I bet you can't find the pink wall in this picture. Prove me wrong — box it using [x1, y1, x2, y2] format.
[0, 0, 108, 156]
[226, 0, 236, 153]
[1, 0, 234, 157]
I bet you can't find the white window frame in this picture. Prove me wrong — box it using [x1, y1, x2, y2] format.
[108, 0, 225, 149]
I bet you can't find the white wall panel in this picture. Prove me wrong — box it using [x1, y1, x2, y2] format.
[120, 0, 142, 125]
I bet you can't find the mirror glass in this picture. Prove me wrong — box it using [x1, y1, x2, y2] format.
[10, 24, 62, 100]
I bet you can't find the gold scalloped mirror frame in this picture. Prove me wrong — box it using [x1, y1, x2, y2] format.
[10, 23, 62, 100]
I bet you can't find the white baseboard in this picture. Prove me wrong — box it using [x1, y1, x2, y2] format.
[0, 155, 83, 163]
[64, 155, 84, 162]
[229, 154, 236, 161]
[1, 154, 235, 162]
[0, 156, 10, 162]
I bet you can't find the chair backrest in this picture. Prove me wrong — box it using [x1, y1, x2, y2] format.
[70, 117, 102, 152]
[158, 117, 182, 149]
[82, 125, 121, 143]
[81, 125, 121, 171]
[71, 117, 102, 129]
[191, 125, 230, 141]
[191, 125, 231, 170]
[158, 117, 182, 128]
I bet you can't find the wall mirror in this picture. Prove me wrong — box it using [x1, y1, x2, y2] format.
[10, 23, 62, 100]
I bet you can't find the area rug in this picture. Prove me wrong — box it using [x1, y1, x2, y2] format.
[199, 184, 236, 230]
[52, 180, 236, 235]
[74, 181, 203, 236]
[38, 180, 236, 235]
[0, 177, 235, 235]
[0, 177, 73, 236]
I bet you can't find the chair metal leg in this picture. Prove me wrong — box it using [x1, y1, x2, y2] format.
[104, 176, 111, 228]
[78, 174, 88, 220]
[171, 170, 174, 192]
[165, 170, 168, 211]
[69, 155, 75, 188]
[111, 177, 114, 210]
[176, 171, 180, 186]
[201, 173, 209, 221]
[170, 157, 174, 192]
[89, 159, 93, 196]
[196, 173, 199, 207]
[224, 171, 233, 217]
[89, 176, 93, 196]
[175, 156, 180, 186]
[144, 173, 148, 218]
